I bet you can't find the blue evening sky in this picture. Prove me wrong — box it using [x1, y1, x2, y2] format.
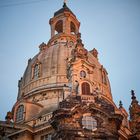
[0, 0, 140, 120]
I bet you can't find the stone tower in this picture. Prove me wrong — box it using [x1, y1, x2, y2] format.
[129, 90, 140, 140]
[1, 2, 139, 140]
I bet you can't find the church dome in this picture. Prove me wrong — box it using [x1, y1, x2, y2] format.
[13, 3, 113, 123]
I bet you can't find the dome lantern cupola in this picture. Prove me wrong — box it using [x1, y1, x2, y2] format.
[49, 2, 80, 38]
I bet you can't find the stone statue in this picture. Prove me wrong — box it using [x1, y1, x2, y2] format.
[66, 58, 73, 81]
[74, 80, 79, 95]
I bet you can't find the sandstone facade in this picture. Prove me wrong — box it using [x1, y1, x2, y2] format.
[0, 2, 139, 140]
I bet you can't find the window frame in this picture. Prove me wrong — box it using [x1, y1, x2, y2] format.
[16, 105, 24, 122]
[34, 63, 40, 79]
[80, 70, 86, 78]
[81, 82, 90, 95]
[32, 61, 41, 80]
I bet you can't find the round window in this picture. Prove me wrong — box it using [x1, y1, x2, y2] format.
[82, 116, 97, 131]
[80, 70, 86, 78]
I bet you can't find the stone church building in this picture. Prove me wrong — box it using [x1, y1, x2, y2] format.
[0, 2, 140, 140]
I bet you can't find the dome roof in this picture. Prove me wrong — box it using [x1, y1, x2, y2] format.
[21, 35, 77, 88]
[20, 35, 112, 99]
[54, 3, 76, 17]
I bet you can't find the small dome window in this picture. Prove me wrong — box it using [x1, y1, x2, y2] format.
[34, 63, 40, 79]
[82, 115, 97, 131]
[16, 105, 24, 122]
[70, 21, 76, 34]
[55, 20, 63, 34]
[32, 61, 41, 80]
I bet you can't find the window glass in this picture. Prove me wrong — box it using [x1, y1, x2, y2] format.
[82, 116, 97, 131]
[34, 63, 40, 79]
[80, 70, 86, 78]
[16, 105, 24, 122]
[82, 82, 90, 95]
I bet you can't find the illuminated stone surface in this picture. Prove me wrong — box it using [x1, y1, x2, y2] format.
[0, 2, 139, 140]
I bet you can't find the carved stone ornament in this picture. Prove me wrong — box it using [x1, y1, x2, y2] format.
[39, 42, 47, 51]
[129, 90, 140, 137]
[74, 33, 88, 59]
[66, 58, 72, 81]
[76, 47, 88, 59]
[32, 92, 59, 102]
[90, 48, 98, 59]
[50, 95, 123, 140]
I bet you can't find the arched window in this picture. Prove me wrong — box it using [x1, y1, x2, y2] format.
[70, 22, 76, 34]
[82, 82, 90, 95]
[82, 115, 97, 131]
[55, 20, 63, 34]
[16, 105, 24, 122]
[34, 63, 40, 79]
